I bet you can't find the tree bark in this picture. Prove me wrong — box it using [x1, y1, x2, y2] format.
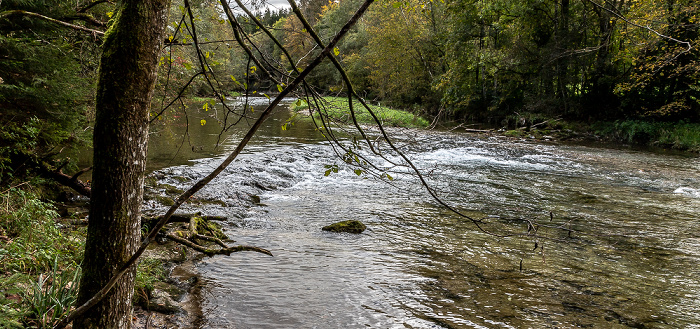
[74, 0, 168, 327]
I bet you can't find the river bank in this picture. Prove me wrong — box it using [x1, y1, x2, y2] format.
[437, 118, 700, 155]
[285, 95, 700, 154]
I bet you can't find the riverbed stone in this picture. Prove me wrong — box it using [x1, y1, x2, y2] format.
[147, 283, 183, 314]
[322, 220, 366, 234]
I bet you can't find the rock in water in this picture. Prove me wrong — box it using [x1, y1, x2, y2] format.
[322, 220, 366, 234]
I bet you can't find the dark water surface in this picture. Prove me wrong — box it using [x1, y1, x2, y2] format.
[144, 99, 700, 328]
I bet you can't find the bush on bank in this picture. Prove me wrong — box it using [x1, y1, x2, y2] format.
[593, 120, 700, 153]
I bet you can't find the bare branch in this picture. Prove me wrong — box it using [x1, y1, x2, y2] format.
[62, 13, 106, 27]
[0, 10, 105, 36]
[166, 234, 272, 256]
[77, 0, 113, 13]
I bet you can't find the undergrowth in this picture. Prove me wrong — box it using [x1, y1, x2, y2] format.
[0, 186, 173, 327]
[593, 120, 700, 152]
[0, 187, 83, 328]
[133, 258, 167, 305]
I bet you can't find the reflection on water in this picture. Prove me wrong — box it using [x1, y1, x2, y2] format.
[144, 99, 700, 328]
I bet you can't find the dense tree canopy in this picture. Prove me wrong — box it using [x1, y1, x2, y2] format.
[170, 0, 696, 123]
[3, 0, 696, 177]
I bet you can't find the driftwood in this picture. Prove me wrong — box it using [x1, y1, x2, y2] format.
[166, 234, 272, 256]
[463, 128, 493, 133]
[164, 215, 272, 257]
[35, 159, 92, 197]
[148, 213, 227, 223]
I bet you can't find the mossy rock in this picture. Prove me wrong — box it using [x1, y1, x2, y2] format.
[322, 220, 366, 234]
[158, 184, 185, 196]
[248, 194, 261, 204]
[144, 176, 158, 187]
[201, 199, 228, 207]
[193, 216, 227, 240]
[172, 175, 190, 183]
[574, 192, 598, 203]
[155, 195, 175, 206]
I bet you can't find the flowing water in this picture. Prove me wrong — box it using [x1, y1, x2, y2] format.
[145, 99, 700, 328]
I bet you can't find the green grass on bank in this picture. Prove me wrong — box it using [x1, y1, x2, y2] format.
[191, 91, 242, 104]
[290, 96, 430, 129]
[593, 120, 700, 153]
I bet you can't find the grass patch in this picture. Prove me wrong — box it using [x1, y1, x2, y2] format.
[191, 91, 241, 104]
[593, 120, 700, 152]
[133, 257, 167, 305]
[291, 96, 429, 128]
[192, 96, 216, 104]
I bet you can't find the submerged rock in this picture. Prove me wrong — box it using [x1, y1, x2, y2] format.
[322, 220, 366, 234]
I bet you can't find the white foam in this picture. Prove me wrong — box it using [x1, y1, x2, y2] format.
[674, 187, 700, 198]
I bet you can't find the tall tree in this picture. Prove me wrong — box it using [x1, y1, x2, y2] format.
[73, 0, 169, 327]
[60, 0, 379, 327]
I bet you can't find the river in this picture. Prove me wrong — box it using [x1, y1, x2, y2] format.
[142, 98, 700, 328]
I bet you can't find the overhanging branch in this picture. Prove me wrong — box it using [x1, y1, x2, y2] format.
[0, 10, 105, 36]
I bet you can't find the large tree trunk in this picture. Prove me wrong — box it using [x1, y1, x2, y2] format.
[74, 0, 168, 327]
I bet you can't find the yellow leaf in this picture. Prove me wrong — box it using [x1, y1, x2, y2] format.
[200, 119, 206, 126]
[333, 47, 340, 56]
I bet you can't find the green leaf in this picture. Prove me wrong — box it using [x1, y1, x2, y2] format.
[385, 173, 394, 181]
[277, 84, 284, 92]
[324, 169, 331, 176]
[354, 169, 362, 176]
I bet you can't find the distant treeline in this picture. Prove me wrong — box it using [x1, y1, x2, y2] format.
[211, 0, 699, 124]
[1, 0, 698, 185]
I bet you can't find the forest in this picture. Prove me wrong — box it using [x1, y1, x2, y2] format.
[0, 0, 699, 327]
[2, 0, 699, 171]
